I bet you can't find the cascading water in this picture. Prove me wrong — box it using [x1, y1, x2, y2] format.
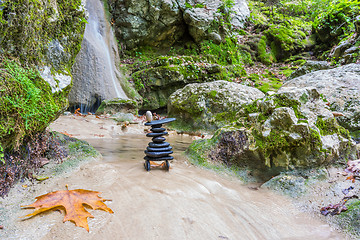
[68, 0, 128, 113]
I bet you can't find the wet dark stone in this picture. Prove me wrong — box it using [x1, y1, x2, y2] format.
[147, 146, 173, 152]
[146, 132, 168, 137]
[149, 142, 170, 148]
[144, 156, 174, 161]
[150, 127, 166, 133]
[152, 136, 166, 143]
[144, 118, 176, 126]
[145, 150, 173, 157]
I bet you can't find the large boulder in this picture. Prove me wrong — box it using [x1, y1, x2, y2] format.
[167, 80, 265, 132]
[187, 88, 356, 179]
[281, 64, 360, 139]
[109, 0, 249, 49]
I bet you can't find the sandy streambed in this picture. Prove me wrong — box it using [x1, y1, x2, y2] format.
[0, 115, 345, 239]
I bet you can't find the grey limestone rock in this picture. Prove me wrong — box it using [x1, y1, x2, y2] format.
[195, 87, 356, 176]
[288, 60, 331, 79]
[282, 63, 360, 138]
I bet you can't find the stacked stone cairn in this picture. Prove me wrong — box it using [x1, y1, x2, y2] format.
[144, 111, 176, 171]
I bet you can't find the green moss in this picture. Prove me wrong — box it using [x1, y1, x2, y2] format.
[186, 139, 215, 165]
[337, 199, 360, 236]
[0, 0, 85, 69]
[272, 94, 306, 120]
[53, 138, 100, 175]
[257, 35, 276, 65]
[315, 116, 350, 138]
[0, 58, 67, 150]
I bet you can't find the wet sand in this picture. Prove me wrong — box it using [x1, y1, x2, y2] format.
[0, 115, 345, 239]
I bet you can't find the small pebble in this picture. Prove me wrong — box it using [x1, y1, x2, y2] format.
[146, 111, 153, 122]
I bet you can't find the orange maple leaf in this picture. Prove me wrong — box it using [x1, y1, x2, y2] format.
[21, 186, 113, 231]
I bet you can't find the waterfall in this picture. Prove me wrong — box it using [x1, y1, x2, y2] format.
[69, 0, 128, 113]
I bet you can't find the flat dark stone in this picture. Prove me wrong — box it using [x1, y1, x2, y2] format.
[145, 150, 173, 158]
[152, 136, 166, 143]
[149, 142, 170, 148]
[144, 118, 176, 126]
[147, 146, 172, 152]
[144, 156, 174, 161]
[150, 127, 166, 133]
[151, 124, 163, 128]
[146, 132, 168, 138]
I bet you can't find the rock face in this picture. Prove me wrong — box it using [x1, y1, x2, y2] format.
[187, 87, 356, 179]
[167, 80, 265, 131]
[131, 55, 232, 110]
[281, 64, 360, 139]
[108, 0, 185, 49]
[69, 0, 131, 113]
[109, 0, 249, 49]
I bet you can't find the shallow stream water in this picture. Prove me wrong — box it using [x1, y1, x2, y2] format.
[0, 116, 345, 239]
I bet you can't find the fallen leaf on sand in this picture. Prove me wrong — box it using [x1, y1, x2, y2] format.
[21, 186, 113, 231]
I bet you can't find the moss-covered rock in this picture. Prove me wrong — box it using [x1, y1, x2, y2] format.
[264, 25, 307, 61]
[0, 58, 69, 150]
[0, 0, 85, 154]
[167, 80, 265, 132]
[96, 98, 138, 115]
[187, 87, 356, 179]
[129, 55, 237, 110]
[0, 0, 86, 69]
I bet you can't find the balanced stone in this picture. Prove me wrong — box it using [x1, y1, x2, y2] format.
[144, 156, 174, 161]
[150, 127, 166, 133]
[144, 118, 176, 126]
[145, 150, 173, 158]
[152, 136, 166, 143]
[147, 146, 173, 152]
[146, 132, 168, 137]
[148, 142, 170, 148]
